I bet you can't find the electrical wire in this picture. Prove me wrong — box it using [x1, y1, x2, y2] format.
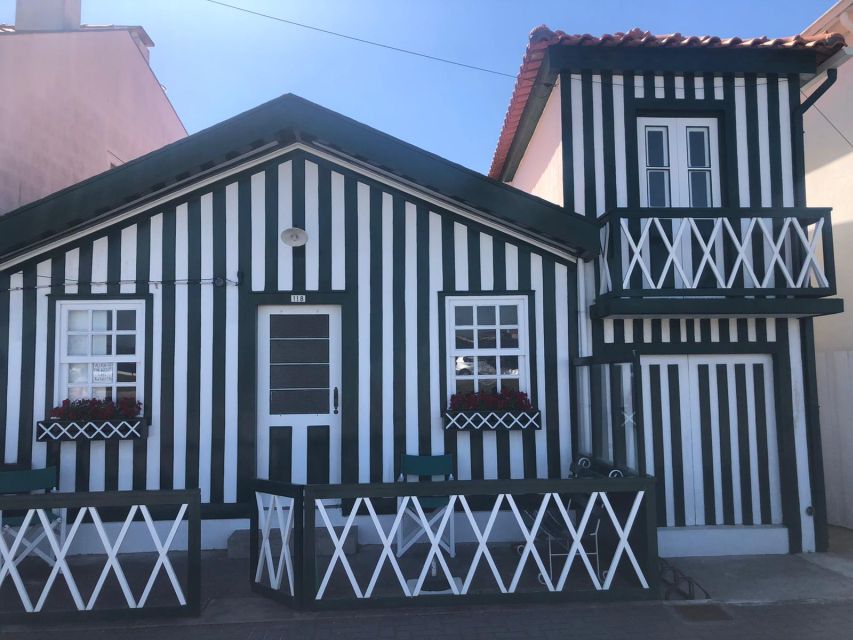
[3, 277, 240, 292]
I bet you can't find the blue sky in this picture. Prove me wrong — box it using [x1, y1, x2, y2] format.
[0, 0, 834, 173]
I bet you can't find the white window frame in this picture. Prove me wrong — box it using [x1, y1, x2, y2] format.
[54, 299, 146, 409]
[638, 116, 721, 208]
[444, 294, 532, 400]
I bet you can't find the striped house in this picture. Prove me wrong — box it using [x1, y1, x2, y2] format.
[0, 27, 845, 557]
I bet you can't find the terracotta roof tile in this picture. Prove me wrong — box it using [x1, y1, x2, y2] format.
[488, 26, 847, 179]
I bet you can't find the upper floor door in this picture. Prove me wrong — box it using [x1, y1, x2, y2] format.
[638, 117, 722, 209]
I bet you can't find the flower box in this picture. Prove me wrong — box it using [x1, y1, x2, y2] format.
[36, 418, 148, 442]
[443, 409, 541, 431]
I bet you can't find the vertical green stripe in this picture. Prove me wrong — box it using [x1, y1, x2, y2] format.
[492, 240, 510, 479]
[392, 196, 408, 480]
[236, 176, 255, 502]
[734, 363, 753, 525]
[75, 242, 93, 491]
[560, 72, 575, 211]
[649, 364, 666, 526]
[581, 72, 596, 217]
[698, 364, 716, 524]
[44, 257, 64, 472]
[134, 218, 151, 491]
[517, 247, 535, 478]
[0, 274, 9, 461]
[103, 229, 122, 490]
[439, 214, 457, 477]
[318, 164, 333, 291]
[668, 364, 685, 527]
[542, 258, 560, 478]
[340, 174, 359, 483]
[753, 363, 772, 524]
[159, 207, 177, 490]
[766, 74, 783, 208]
[465, 229, 483, 478]
[716, 364, 734, 525]
[368, 186, 383, 482]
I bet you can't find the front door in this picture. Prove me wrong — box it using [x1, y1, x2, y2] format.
[257, 305, 342, 484]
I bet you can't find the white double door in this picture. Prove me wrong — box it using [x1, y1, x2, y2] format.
[257, 305, 342, 483]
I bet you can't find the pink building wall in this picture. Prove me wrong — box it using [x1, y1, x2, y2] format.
[0, 28, 186, 214]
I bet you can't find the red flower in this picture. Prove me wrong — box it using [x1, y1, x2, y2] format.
[49, 398, 142, 421]
[448, 390, 533, 412]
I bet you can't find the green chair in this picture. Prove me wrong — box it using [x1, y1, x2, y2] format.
[395, 454, 456, 558]
[0, 466, 65, 567]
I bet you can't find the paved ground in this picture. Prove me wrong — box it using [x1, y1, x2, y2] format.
[3, 527, 853, 639]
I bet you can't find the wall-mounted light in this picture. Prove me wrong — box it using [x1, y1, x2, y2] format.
[281, 227, 308, 247]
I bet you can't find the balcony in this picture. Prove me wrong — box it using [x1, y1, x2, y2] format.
[593, 207, 841, 317]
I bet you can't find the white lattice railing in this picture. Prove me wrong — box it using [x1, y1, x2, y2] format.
[252, 478, 657, 607]
[598, 208, 835, 297]
[0, 489, 200, 617]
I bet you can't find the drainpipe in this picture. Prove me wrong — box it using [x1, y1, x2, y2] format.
[797, 68, 838, 115]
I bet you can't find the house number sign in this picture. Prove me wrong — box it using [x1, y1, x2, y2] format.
[290, 294, 306, 303]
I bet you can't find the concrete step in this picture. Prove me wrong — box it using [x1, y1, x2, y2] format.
[227, 526, 358, 560]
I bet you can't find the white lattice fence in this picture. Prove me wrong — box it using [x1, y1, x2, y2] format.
[0, 489, 200, 617]
[600, 212, 832, 295]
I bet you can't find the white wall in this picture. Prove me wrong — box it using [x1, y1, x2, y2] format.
[509, 78, 563, 206]
[816, 351, 853, 529]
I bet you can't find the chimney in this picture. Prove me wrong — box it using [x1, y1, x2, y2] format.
[15, 0, 82, 31]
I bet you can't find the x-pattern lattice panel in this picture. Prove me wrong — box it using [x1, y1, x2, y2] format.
[444, 411, 541, 431]
[310, 489, 648, 600]
[36, 420, 145, 442]
[254, 492, 296, 596]
[0, 504, 189, 613]
[605, 215, 828, 293]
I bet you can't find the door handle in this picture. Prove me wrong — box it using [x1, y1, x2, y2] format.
[333, 387, 339, 414]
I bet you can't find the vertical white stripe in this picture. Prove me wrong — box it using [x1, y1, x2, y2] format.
[660, 367, 675, 527]
[592, 75, 606, 216]
[250, 171, 265, 292]
[729, 317, 739, 342]
[661, 320, 671, 343]
[4, 272, 23, 464]
[710, 319, 720, 343]
[654, 75, 664, 99]
[555, 264, 571, 477]
[756, 78, 772, 207]
[709, 369, 724, 525]
[453, 222, 470, 479]
[603, 318, 614, 343]
[198, 194, 214, 502]
[570, 74, 585, 214]
[788, 320, 815, 550]
[766, 318, 777, 342]
[680, 319, 687, 342]
[277, 161, 293, 290]
[778, 77, 795, 206]
[88, 238, 109, 491]
[531, 254, 547, 478]
[118, 226, 137, 490]
[381, 193, 394, 481]
[693, 320, 701, 343]
[479, 233, 496, 478]
[624, 319, 634, 343]
[172, 205, 189, 489]
[429, 213, 444, 458]
[330, 171, 346, 290]
[613, 75, 628, 207]
[634, 72, 645, 99]
[30, 260, 51, 469]
[643, 319, 652, 343]
[223, 183, 240, 502]
[694, 74, 705, 100]
[404, 204, 419, 461]
[727, 364, 743, 525]
[147, 214, 163, 490]
[734, 78, 750, 207]
[504, 244, 523, 478]
[357, 182, 371, 482]
[59, 251, 79, 491]
[305, 161, 320, 290]
[747, 318, 757, 342]
[713, 76, 724, 100]
[674, 75, 685, 99]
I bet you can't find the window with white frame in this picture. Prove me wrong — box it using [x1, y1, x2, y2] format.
[638, 117, 721, 208]
[445, 295, 531, 397]
[56, 300, 145, 404]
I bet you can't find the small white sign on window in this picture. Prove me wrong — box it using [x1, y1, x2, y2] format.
[92, 363, 113, 384]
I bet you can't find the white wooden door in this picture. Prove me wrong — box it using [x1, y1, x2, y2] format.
[257, 305, 342, 483]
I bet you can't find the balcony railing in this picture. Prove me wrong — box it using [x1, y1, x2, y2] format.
[597, 207, 835, 298]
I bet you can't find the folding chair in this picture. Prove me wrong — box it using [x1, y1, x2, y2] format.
[0, 466, 65, 567]
[395, 454, 456, 558]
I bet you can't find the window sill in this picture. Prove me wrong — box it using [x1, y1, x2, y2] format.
[443, 410, 541, 431]
[36, 418, 148, 442]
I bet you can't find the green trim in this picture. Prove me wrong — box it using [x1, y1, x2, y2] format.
[590, 298, 844, 319]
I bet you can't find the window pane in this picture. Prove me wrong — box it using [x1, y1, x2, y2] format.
[478, 356, 497, 375]
[499, 305, 518, 325]
[454, 356, 473, 377]
[116, 334, 136, 355]
[647, 170, 670, 207]
[454, 306, 473, 326]
[91, 386, 110, 400]
[117, 362, 137, 383]
[116, 310, 136, 331]
[689, 170, 711, 207]
[687, 129, 709, 167]
[500, 356, 519, 376]
[478, 378, 497, 394]
[455, 329, 474, 349]
[92, 362, 114, 384]
[476, 305, 496, 325]
[68, 335, 88, 356]
[92, 310, 112, 331]
[92, 335, 112, 356]
[501, 378, 520, 392]
[455, 379, 475, 395]
[68, 363, 88, 383]
[68, 386, 87, 401]
[646, 128, 668, 167]
[116, 387, 137, 402]
[68, 310, 88, 331]
[500, 328, 519, 349]
[477, 329, 496, 349]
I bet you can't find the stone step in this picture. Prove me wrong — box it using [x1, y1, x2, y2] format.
[227, 526, 358, 560]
